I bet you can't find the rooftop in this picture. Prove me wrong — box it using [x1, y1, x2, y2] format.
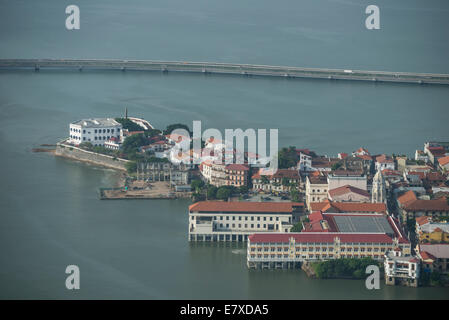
[419, 244, 449, 259]
[252, 168, 299, 180]
[248, 232, 407, 244]
[71, 118, 121, 128]
[438, 155, 449, 166]
[189, 201, 303, 214]
[309, 200, 387, 214]
[328, 185, 370, 198]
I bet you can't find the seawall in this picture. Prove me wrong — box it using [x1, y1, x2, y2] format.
[54, 141, 129, 171]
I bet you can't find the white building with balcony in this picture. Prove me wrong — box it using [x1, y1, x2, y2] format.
[384, 249, 420, 287]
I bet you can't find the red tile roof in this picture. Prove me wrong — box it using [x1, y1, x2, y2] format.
[189, 201, 303, 213]
[419, 251, 436, 261]
[397, 190, 417, 206]
[438, 155, 449, 166]
[416, 216, 430, 226]
[356, 154, 373, 161]
[248, 232, 402, 244]
[382, 169, 401, 176]
[328, 185, 370, 198]
[403, 198, 449, 212]
[309, 201, 387, 214]
[225, 164, 249, 171]
[425, 171, 446, 182]
[376, 154, 393, 163]
[252, 169, 299, 180]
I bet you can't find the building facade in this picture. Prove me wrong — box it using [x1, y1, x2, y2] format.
[252, 169, 300, 193]
[68, 118, 122, 146]
[384, 249, 420, 287]
[327, 171, 367, 191]
[247, 232, 410, 269]
[188, 201, 303, 242]
[305, 175, 328, 207]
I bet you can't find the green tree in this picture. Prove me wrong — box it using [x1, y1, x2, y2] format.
[125, 161, 137, 174]
[191, 179, 205, 192]
[278, 146, 299, 169]
[238, 185, 248, 194]
[281, 177, 290, 186]
[290, 189, 300, 202]
[291, 221, 303, 232]
[331, 162, 342, 171]
[143, 129, 162, 138]
[216, 187, 231, 200]
[122, 133, 148, 155]
[207, 185, 217, 199]
[164, 123, 191, 135]
[115, 118, 145, 132]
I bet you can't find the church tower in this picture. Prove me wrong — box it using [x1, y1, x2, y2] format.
[372, 169, 386, 203]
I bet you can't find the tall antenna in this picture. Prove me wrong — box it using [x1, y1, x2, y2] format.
[125, 107, 128, 119]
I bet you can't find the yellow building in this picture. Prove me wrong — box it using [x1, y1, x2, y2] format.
[416, 216, 449, 244]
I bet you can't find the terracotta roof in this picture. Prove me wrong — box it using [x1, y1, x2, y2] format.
[225, 164, 249, 171]
[416, 216, 430, 226]
[248, 232, 403, 244]
[355, 147, 370, 155]
[438, 155, 449, 166]
[419, 251, 436, 261]
[308, 175, 328, 184]
[309, 201, 387, 214]
[407, 171, 425, 180]
[189, 201, 303, 213]
[382, 169, 401, 176]
[252, 169, 299, 180]
[403, 198, 449, 212]
[425, 172, 446, 182]
[328, 185, 370, 198]
[312, 157, 340, 168]
[397, 190, 417, 206]
[356, 154, 373, 161]
[419, 244, 449, 259]
[376, 154, 393, 163]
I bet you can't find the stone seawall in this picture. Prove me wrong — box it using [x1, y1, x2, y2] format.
[54, 142, 129, 171]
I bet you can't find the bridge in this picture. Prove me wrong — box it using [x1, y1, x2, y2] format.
[1, 58, 449, 85]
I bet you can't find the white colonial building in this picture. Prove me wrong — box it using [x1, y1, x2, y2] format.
[188, 201, 303, 242]
[68, 118, 122, 146]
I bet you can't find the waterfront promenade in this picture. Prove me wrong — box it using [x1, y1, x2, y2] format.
[1, 59, 449, 85]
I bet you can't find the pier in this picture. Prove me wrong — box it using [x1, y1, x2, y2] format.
[1, 59, 449, 85]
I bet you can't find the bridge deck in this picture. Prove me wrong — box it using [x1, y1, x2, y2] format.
[1, 59, 448, 85]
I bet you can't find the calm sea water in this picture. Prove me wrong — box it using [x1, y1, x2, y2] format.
[0, 0, 449, 299]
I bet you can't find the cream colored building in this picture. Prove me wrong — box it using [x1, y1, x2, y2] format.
[188, 201, 303, 242]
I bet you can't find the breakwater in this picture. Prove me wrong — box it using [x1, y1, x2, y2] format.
[1, 59, 449, 85]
